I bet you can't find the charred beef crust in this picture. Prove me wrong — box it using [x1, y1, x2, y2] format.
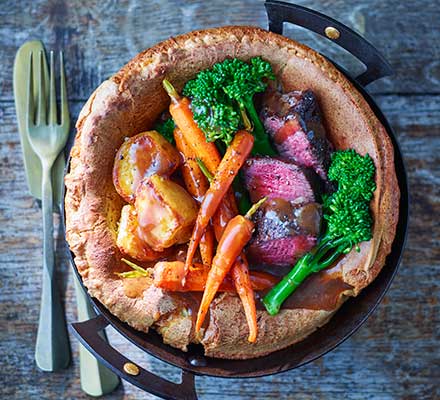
[247, 200, 322, 266]
[304, 129, 332, 177]
[253, 200, 322, 240]
[246, 89, 330, 266]
[261, 89, 333, 180]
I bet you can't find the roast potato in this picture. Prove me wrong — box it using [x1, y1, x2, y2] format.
[113, 130, 181, 203]
[117, 204, 165, 262]
[135, 174, 198, 251]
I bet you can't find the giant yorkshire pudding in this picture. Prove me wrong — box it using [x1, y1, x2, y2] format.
[65, 26, 399, 359]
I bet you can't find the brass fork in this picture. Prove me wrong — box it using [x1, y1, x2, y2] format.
[26, 50, 70, 371]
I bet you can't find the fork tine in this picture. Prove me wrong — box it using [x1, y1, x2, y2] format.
[59, 52, 69, 127]
[36, 50, 46, 125]
[48, 51, 57, 125]
[27, 52, 35, 128]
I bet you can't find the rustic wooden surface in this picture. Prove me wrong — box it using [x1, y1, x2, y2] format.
[0, 0, 439, 399]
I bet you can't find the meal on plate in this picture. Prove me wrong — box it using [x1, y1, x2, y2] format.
[65, 27, 399, 359]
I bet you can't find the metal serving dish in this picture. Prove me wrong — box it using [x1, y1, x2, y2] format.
[65, 2, 409, 399]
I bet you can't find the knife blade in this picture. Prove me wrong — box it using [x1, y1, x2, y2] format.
[73, 273, 120, 396]
[14, 40, 119, 396]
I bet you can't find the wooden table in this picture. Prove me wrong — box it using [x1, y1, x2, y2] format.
[1, 1, 439, 399]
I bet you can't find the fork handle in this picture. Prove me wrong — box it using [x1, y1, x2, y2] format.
[35, 163, 71, 371]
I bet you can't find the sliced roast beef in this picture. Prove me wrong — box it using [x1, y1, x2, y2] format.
[261, 89, 332, 180]
[247, 199, 322, 266]
[242, 156, 323, 204]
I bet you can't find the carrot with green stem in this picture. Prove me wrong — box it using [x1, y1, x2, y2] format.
[198, 150, 261, 342]
[174, 129, 210, 200]
[163, 79, 222, 174]
[195, 197, 267, 336]
[174, 128, 214, 266]
[185, 130, 254, 273]
[164, 79, 238, 255]
[164, 78, 261, 342]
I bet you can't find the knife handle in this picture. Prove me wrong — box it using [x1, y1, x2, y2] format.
[35, 165, 71, 371]
[73, 277, 120, 396]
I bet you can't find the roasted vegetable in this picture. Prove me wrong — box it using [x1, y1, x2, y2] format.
[195, 197, 266, 340]
[230, 255, 257, 342]
[135, 174, 198, 251]
[198, 157, 251, 217]
[153, 260, 278, 292]
[174, 128, 215, 266]
[185, 130, 254, 272]
[113, 130, 181, 203]
[263, 150, 376, 315]
[326, 148, 376, 203]
[182, 57, 276, 155]
[164, 79, 257, 340]
[174, 129, 210, 199]
[163, 79, 239, 235]
[116, 204, 166, 262]
[163, 80, 223, 172]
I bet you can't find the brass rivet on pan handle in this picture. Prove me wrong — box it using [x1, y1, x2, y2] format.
[325, 26, 340, 40]
[123, 362, 140, 376]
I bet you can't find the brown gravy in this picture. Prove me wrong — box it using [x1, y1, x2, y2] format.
[121, 255, 351, 312]
[255, 264, 353, 311]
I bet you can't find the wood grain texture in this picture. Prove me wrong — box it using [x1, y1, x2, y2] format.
[0, 0, 439, 399]
[0, 0, 439, 100]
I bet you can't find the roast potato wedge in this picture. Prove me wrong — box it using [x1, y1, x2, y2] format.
[113, 130, 181, 203]
[136, 174, 198, 251]
[117, 204, 166, 262]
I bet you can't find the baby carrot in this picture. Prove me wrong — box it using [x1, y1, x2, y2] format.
[163, 79, 261, 341]
[163, 80, 222, 174]
[185, 130, 254, 273]
[174, 128, 214, 266]
[199, 225, 215, 266]
[194, 133, 263, 343]
[195, 197, 266, 333]
[231, 255, 257, 342]
[164, 80, 240, 268]
[173, 128, 209, 199]
[153, 260, 278, 292]
[196, 157, 239, 242]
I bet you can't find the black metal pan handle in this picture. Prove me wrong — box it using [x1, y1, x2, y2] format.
[70, 316, 197, 400]
[264, 0, 393, 86]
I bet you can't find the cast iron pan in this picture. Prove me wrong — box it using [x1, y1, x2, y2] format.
[65, 2, 409, 399]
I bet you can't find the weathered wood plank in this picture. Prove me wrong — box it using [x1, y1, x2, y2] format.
[1, 1, 439, 399]
[0, 0, 439, 102]
[0, 93, 438, 399]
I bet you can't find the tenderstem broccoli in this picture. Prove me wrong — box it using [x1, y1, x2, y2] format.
[183, 57, 276, 155]
[263, 150, 376, 315]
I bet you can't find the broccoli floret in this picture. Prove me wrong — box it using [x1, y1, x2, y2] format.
[190, 99, 240, 144]
[154, 118, 175, 144]
[328, 149, 376, 202]
[183, 57, 276, 155]
[263, 149, 376, 315]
